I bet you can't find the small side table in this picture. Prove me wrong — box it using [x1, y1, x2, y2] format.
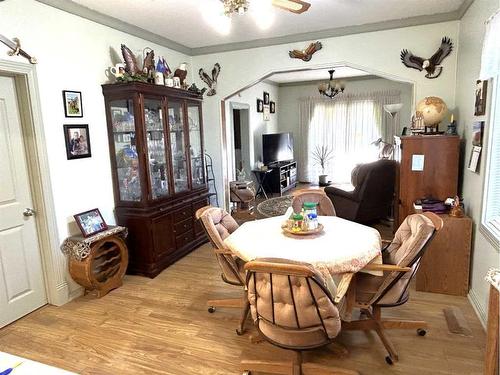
[61, 226, 128, 298]
[252, 169, 273, 199]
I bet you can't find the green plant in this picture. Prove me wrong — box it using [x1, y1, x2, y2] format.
[312, 145, 333, 174]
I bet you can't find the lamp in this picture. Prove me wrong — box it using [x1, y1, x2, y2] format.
[318, 69, 346, 99]
[383, 103, 403, 140]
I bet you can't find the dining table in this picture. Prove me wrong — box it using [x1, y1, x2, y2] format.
[224, 215, 384, 317]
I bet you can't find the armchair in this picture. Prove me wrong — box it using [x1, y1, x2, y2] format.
[291, 189, 336, 216]
[324, 159, 396, 223]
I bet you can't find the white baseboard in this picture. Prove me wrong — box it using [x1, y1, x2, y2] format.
[468, 288, 487, 330]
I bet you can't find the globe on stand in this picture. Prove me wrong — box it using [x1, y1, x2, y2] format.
[416, 96, 448, 133]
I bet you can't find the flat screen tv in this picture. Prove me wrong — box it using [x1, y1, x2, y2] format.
[262, 132, 294, 165]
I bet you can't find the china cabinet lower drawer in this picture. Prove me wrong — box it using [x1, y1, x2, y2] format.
[176, 230, 195, 249]
[174, 218, 193, 235]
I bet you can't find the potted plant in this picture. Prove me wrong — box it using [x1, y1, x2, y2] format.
[312, 145, 333, 185]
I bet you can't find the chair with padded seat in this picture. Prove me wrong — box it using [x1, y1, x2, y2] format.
[342, 212, 443, 365]
[240, 258, 359, 375]
[195, 206, 250, 335]
[291, 189, 336, 216]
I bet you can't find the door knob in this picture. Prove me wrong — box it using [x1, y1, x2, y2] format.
[23, 208, 36, 217]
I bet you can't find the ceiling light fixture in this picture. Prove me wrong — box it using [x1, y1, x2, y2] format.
[221, 0, 250, 17]
[318, 69, 346, 99]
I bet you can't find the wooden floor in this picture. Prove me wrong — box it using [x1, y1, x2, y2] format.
[0, 243, 486, 375]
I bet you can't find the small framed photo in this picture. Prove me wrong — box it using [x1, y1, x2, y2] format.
[64, 124, 91, 160]
[263, 105, 270, 121]
[74, 208, 108, 237]
[257, 98, 264, 113]
[263, 91, 270, 105]
[468, 146, 482, 173]
[474, 80, 488, 116]
[62, 90, 83, 117]
[270, 101, 276, 114]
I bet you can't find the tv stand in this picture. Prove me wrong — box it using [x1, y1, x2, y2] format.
[267, 161, 297, 196]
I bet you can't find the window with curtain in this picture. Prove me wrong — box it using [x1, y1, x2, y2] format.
[298, 91, 400, 183]
[480, 9, 500, 247]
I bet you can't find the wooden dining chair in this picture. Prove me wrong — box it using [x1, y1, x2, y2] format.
[343, 212, 443, 365]
[240, 258, 359, 375]
[195, 206, 250, 335]
[291, 189, 336, 216]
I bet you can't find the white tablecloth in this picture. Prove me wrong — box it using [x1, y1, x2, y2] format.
[0, 352, 76, 374]
[224, 215, 382, 276]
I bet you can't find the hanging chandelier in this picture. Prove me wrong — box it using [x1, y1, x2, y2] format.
[318, 69, 346, 99]
[221, 0, 249, 16]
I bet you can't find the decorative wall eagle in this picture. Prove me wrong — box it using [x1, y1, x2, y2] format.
[199, 63, 221, 96]
[400, 37, 453, 79]
[289, 41, 322, 62]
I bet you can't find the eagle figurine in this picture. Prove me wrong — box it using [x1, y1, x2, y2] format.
[199, 63, 221, 96]
[289, 41, 322, 62]
[401, 37, 453, 79]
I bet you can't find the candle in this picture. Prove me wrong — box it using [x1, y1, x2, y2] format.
[451, 114, 454, 123]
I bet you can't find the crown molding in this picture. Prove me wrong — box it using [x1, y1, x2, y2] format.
[35, 0, 472, 57]
[35, 0, 192, 55]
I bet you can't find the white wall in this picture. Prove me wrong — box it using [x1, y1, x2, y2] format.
[226, 81, 279, 180]
[0, 0, 192, 300]
[192, 21, 460, 207]
[455, 0, 500, 325]
[277, 77, 414, 161]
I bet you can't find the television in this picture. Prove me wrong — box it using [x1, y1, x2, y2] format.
[262, 132, 294, 165]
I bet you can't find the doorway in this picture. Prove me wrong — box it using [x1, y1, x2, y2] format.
[229, 104, 251, 182]
[0, 74, 47, 327]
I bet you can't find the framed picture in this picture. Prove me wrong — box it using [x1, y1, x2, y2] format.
[270, 101, 276, 114]
[263, 105, 270, 121]
[474, 80, 488, 116]
[263, 91, 270, 105]
[62, 90, 83, 117]
[468, 146, 482, 173]
[74, 208, 108, 237]
[257, 98, 264, 113]
[472, 121, 484, 146]
[64, 124, 92, 160]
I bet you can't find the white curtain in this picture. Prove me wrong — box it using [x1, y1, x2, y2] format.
[298, 91, 401, 184]
[480, 9, 500, 80]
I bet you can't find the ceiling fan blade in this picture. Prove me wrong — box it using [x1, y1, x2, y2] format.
[272, 0, 311, 14]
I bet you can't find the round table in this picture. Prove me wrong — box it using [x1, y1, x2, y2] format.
[224, 215, 382, 276]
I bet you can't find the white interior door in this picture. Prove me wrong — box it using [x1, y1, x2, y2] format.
[0, 75, 47, 327]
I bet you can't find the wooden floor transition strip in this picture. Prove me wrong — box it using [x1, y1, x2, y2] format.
[444, 306, 473, 336]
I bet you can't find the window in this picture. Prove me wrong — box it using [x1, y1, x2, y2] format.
[481, 77, 500, 247]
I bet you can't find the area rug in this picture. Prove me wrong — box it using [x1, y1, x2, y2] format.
[257, 196, 293, 218]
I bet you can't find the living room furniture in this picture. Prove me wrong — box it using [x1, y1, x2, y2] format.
[195, 206, 250, 335]
[485, 269, 499, 375]
[266, 161, 298, 196]
[324, 159, 396, 223]
[394, 135, 460, 227]
[241, 259, 359, 375]
[251, 169, 273, 199]
[291, 189, 336, 216]
[343, 212, 443, 365]
[230, 181, 256, 210]
[256, 196, 293, 218]
[415, 214, 472, 296]
[61, 226, 128, 298]
[102, 82, 209, 278]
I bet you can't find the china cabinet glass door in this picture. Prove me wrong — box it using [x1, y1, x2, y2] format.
[167, 101, 189, 193]
[187, 103, 205, 189]
[110, 99, 142, 202]
[144, 98, 169, 199]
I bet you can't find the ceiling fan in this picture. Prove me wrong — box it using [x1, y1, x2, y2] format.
[221, 0, 311, 17]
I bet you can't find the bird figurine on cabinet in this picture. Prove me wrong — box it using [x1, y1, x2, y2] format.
[289, 41, 322, 62]
[400, 37, 453, 79]
[142, 47, 155, 83]
[199, 63, 221, 96]
[120, 44, 140, 75]
[174, 62, 188, 88]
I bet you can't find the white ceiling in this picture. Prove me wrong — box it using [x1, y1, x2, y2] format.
[68, 0, 466, 49]
[267, 67, 370, 84]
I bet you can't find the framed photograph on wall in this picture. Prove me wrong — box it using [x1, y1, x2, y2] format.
[62, 90, 83, 117]
[74, 208, 108, 237]
[263, 105, 270, 121]
[64, 124, 92, 160]
[472, 121, 484, 146]
[263, 91, 270, 105]
[474, 80, 488, 116]
[270, 101, 276, 114]
[257, 98, 264, 113]
[468, 146, 482, 173]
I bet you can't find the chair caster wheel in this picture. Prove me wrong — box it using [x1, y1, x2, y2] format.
[236, 328, 245, 336]
[208, 306, 216, 313]
[385, 356, 394, 365]
[242, 371, 251, 375]
[417, 328, 427, 336]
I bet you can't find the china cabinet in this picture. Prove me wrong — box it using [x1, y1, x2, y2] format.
[102, 82, 208, 278]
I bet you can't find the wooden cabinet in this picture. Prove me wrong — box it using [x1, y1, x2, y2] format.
[394, 135, 460, 227]
[102, 82, 208, 278]
[416, 214, 472, 296]
[268, 161, 298, 195]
